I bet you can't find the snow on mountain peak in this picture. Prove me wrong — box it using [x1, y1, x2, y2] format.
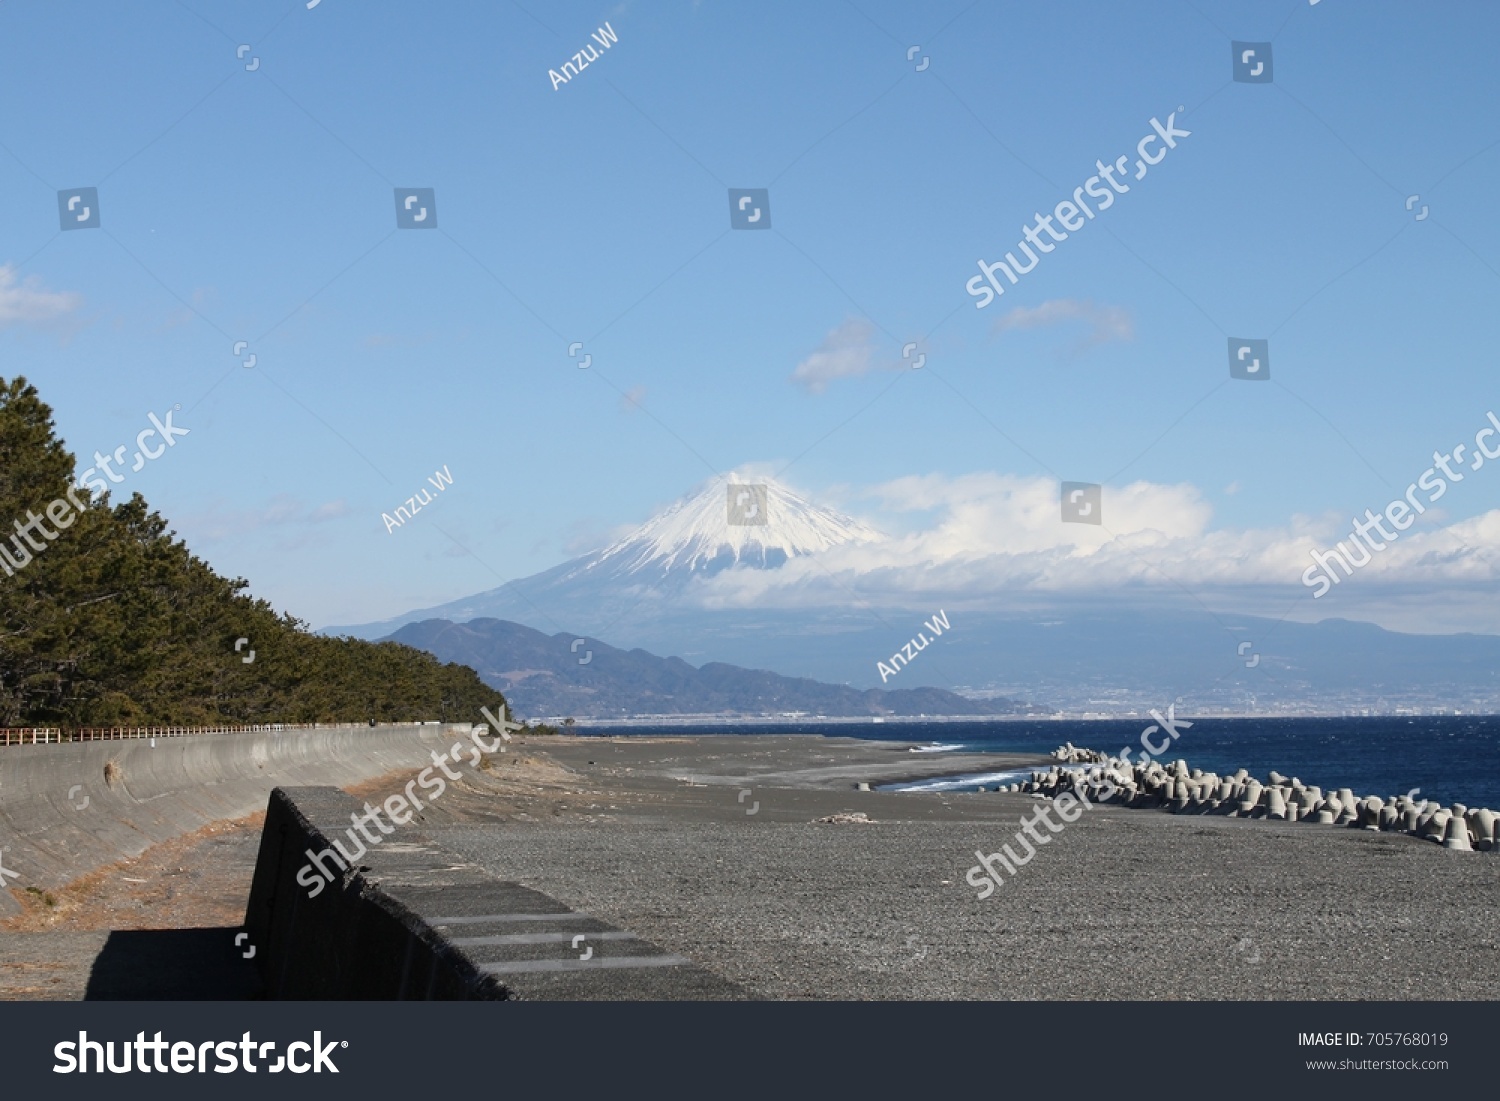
[588, 476, 882, 576]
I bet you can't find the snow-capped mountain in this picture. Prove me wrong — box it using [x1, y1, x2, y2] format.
[324, 475, 881, 640]
[323, 475, 1500, 713]
[574, 476, 881, 579]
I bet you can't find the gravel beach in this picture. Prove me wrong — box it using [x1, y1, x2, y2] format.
[7, 731, 1496, 1001]
[425, 734, 1500, 1000]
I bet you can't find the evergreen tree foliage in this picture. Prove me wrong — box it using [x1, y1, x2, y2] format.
[0, 377, 507, 727]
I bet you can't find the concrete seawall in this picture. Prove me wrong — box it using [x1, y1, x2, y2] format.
[244, 786, 744, 1000]
[0, 723, 463, 917]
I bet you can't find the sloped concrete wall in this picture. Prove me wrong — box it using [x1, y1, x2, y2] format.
[0, 724, 464, 916]
[243, 787, 743, 1000]
[244, 786, 510, 1000]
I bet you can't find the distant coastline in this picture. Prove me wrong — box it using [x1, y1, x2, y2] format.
[595, 716, 1500, 811]
[567, 708, 1500, 726]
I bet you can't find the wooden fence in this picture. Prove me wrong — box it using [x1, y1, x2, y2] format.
[0, 721, 444, 747]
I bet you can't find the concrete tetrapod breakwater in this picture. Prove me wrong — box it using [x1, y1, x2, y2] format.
[243, 786, 745, 1000]
[1001, 745, 1500, 852]
[0, 723, 464, 917]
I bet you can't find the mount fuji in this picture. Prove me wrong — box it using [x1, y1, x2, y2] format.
[322, 475, 1500, 715]
[325, 475, 884, 644]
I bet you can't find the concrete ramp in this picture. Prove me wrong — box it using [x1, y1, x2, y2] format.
[0, 724, 461, 916]
[244, 787, 744, 1000]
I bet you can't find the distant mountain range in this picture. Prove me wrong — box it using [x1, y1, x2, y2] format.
[327, 476, 1500, 715]
[386, 618, 1048, 720]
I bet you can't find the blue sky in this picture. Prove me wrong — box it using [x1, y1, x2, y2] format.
[2, 0, 1498, 633]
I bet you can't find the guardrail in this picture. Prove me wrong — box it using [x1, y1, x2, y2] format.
[0, 721, 447, 747]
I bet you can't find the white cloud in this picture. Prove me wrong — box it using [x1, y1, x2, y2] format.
[790, 318, 884, 393]
[309, 500, 352, 522]
[992, 298, 1133, 351]
[180, 495, 352, 541]
[690, 470, 1500, 624]
[0, 264, 81, 328]
[155, 286, 216, 333]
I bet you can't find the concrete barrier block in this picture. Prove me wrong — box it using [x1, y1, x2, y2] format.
[243, 787, 743, 1001]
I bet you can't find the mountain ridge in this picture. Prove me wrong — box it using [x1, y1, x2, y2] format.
[385, 617, 1048, 720]
[324, 473, 1500, 713]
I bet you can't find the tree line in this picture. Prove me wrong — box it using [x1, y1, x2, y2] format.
[0, 377, 511, 728]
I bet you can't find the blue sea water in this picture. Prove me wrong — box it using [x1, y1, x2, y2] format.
[579, 716, 1500, 810]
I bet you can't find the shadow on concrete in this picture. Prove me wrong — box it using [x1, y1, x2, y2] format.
[84, 927, 263, 1000]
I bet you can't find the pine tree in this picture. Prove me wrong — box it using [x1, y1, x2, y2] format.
[0, 377, 507, 728]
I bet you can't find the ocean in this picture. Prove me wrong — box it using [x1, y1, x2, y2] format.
[576, 715, 1500, 810]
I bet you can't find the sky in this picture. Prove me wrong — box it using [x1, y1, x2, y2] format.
[2, 0, 1498, 637]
